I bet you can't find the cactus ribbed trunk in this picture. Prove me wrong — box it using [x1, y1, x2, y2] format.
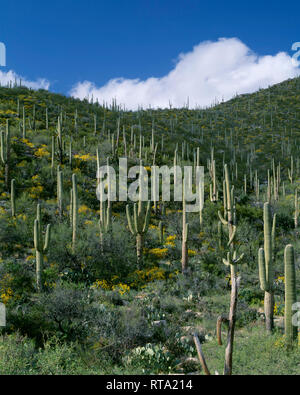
[5, 163, 9, 190]
[72, 174, 78, 252]
[218, 221, 223, 249]
[258, 203, 276, 333]
[284, 244, 297, 348]
[36, 250, 43, 293]
[159, 221, 164, 245]
[11, 179, 16, 217]
[224, 165, 237, 376]
[136, 233, 143, 267]
[100, 232, 104, 252]
[264, 292, 274, 332]
[182, 236, 188, 274]
[181, 185, 189, 275]
[224, 265, 238, 376]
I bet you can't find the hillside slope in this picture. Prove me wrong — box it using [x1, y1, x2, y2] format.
[0, 77, 299, 375]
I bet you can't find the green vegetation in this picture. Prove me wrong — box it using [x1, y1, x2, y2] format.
[0, 77, 299, 375]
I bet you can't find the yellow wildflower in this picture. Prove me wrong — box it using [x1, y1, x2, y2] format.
[148, 248, 168, 258]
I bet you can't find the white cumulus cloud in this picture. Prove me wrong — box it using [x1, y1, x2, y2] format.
[70, 37, 300, 109]
[0, 69, 50, 90]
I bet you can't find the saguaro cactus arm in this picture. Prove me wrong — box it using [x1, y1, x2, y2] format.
[43, 224, 51, 253]
[34, 219, 41, 252]
[223, 250, 244, 266]
[142, 201, 151, 234]
[126, 204, 136, 236]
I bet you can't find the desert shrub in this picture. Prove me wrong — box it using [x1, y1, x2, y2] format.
[236, 301, 259, 328]
[0, 333, 36, 374]
[274, 206, 294, 230]
[239, 287, 264, 306]
[35, 338, 90, 375]
[0, 217, 26, 257]
[37, 282, 96, 342]
[91, 302, 155, 362]
[0, 259, 34, 304]
[7, 301, 54, 346]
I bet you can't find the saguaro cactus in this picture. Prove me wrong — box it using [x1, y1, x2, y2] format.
[126, 198, 150, 266]
[11, 179, 16, 217]
[218, 221, 224, 249]
[218, 164, 244, 375]
[198, 177, 204, 228]
[57, 116, 64, 164]
[34, 204, 51, 292]
[98, 157, 113, 249]
[45, 107, 49, 130]
[284, 244, 297, 348]
[258, 202, 276, 332]
[69, 138, 73, 167]
[22, 106, 26, 138]
[99, 193, 112, 250]
[294, 189, 298, 229]
[57, 167, 63, 219]
[288, 156, 294, 184]
[209, 155, 218, 202]
[51, 136, 55, 176]
[1, 119, 11, 189]
[181, 185, 189, 275]
[158, 220, 164, 245]
[71, 174, 78, 251]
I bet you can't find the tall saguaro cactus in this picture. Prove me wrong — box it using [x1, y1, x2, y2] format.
[99, 189, 112, 250]
[288, 156, 294, 184]
[57, 116, 64, 164]
[181, 185, 189, 275]
[1, 119, 11, 189]
[284, 244, 297, 348]
[258, 202, 276, 332]
[126, 198, 150, 266]
[57, 167, 63, 219]
[22, 106, 26, 138]
[51, 136, 55, 176]
[209, 148, 218, 202]
[11, 179, 16, 217]
[34, 204, 51, 292]
[218, 164, 244, 375]
[71, 174, 78, 251]
[294, 189, 298, 229]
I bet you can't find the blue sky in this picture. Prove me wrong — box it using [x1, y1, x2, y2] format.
[0, 0, 299, 108]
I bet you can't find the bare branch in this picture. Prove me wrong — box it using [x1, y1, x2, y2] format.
[216, 315, 229, 346]
[193, 333, 211, 375]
